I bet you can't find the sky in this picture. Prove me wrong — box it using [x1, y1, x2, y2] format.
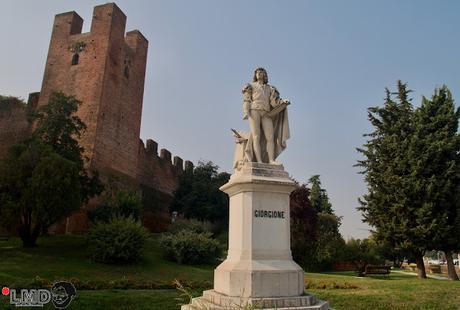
[1, 0, 460, 239]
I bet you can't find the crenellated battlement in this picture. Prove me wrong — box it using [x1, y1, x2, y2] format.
[51, 3, 147, 54]
[138, 138, 193, 173]
[36, 3, 149, 179]
[52, 11, 83, 37]
[173, 156, 183, 170]
[145, 139, 158, 155]
[160, 148, 171, 162]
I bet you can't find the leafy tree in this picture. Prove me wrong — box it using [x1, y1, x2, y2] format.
[290, 182, 344, 271]
[0, 141, 81, 246]
[33, 92, 85, 165]
[32, 92, 103, 202]
[343, 238, 380, 276]
[0, 92, 103, 247]
[171, 161, 230, 231]
[290, 184, 318, 268]
[308, 175, 333, 214]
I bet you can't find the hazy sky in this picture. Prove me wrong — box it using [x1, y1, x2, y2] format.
[2, 1, 460, 239]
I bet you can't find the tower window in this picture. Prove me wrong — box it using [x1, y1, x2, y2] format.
[124, 65, 129, 79]
[71, 53, 79, 66]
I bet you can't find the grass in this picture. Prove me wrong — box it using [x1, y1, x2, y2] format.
[0, 289, 195, 310]
[305, 272, 460, 310]
[1, 235, 460, 309]
[0, 235, 214, 287]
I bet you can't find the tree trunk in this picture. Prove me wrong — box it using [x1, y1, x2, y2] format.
[19, 230, 37, 247]
[445, 250, 459, 281]
[18, 223, 41, 247]
[415, 253, 427, 279]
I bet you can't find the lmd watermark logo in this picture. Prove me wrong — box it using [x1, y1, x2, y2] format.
[2, 281, 76, 308]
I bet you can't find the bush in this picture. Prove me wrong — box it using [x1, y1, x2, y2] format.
[87, 216, 149, 264]
[167, 218, 213, 235]
[88, 191, 142, 223]
[159, 230, 220, 265]
[87, 203, 113, 223]
[116, 191, 142, 220]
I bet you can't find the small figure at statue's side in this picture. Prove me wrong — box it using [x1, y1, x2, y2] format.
[237, 67, 290, 166]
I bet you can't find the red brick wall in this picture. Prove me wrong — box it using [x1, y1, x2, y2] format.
[137, 139, 189, 195]
[0, 100, 31, 159]
[332, 262, 356, 271]
[37, 3, 148, 179]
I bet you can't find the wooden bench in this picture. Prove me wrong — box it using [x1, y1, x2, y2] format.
[365, 265, 391, 276]
[0, 235, 10, 241]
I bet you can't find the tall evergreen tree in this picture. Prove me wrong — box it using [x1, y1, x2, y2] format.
[304, 176, 343, 270]
[308, 175, 333, 214]
[412, 86, 460, 280]
[357, 81, 432, 278]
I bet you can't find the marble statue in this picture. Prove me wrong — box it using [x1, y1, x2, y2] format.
[240, 67, 291, 166]
[182, 68, 331, 310]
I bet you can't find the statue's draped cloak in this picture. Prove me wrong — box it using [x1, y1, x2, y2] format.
[244, 108, 290, 163]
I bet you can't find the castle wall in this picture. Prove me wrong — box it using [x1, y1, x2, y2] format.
[37, 3, 148, 179]
[0, 99, 31, 159]
[137, 139, 191, 195]
[0, 3, 192, 234]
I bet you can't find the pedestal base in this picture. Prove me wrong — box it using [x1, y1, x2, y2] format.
[214, 259, 304, 297]
[181, 163, 332, 310]
[181, 290, 330, 310]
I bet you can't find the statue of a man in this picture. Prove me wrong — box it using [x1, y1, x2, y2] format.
[240, 67, 290, 165]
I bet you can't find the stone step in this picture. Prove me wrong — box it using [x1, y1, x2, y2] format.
[181, 296, 331, 310]
[202, 290, 317, 308]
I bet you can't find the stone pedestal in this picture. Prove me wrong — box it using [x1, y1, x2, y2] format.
[182, 163, 331, 310]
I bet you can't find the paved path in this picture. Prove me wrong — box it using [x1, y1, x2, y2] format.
[392, 269, 448, 280]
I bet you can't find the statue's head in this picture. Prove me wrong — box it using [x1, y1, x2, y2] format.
[253, 67, 268, 84]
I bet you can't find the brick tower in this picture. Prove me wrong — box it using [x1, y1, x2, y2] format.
[37, 3, 148, 178]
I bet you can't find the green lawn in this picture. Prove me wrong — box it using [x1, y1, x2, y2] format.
[0, 235, 214, 287]
[305, 272, 460, 310]
[1, 235, 460, 310]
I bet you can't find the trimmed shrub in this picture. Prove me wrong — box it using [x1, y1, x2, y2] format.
[87, 216, 148, 264]
[159, 230, 220, 265]
[167, 218, 213, 235]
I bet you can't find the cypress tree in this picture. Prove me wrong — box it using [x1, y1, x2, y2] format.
[308, 175, 333, 214]
[357, 81, 432, 278]
[413, 86, 460, 280]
